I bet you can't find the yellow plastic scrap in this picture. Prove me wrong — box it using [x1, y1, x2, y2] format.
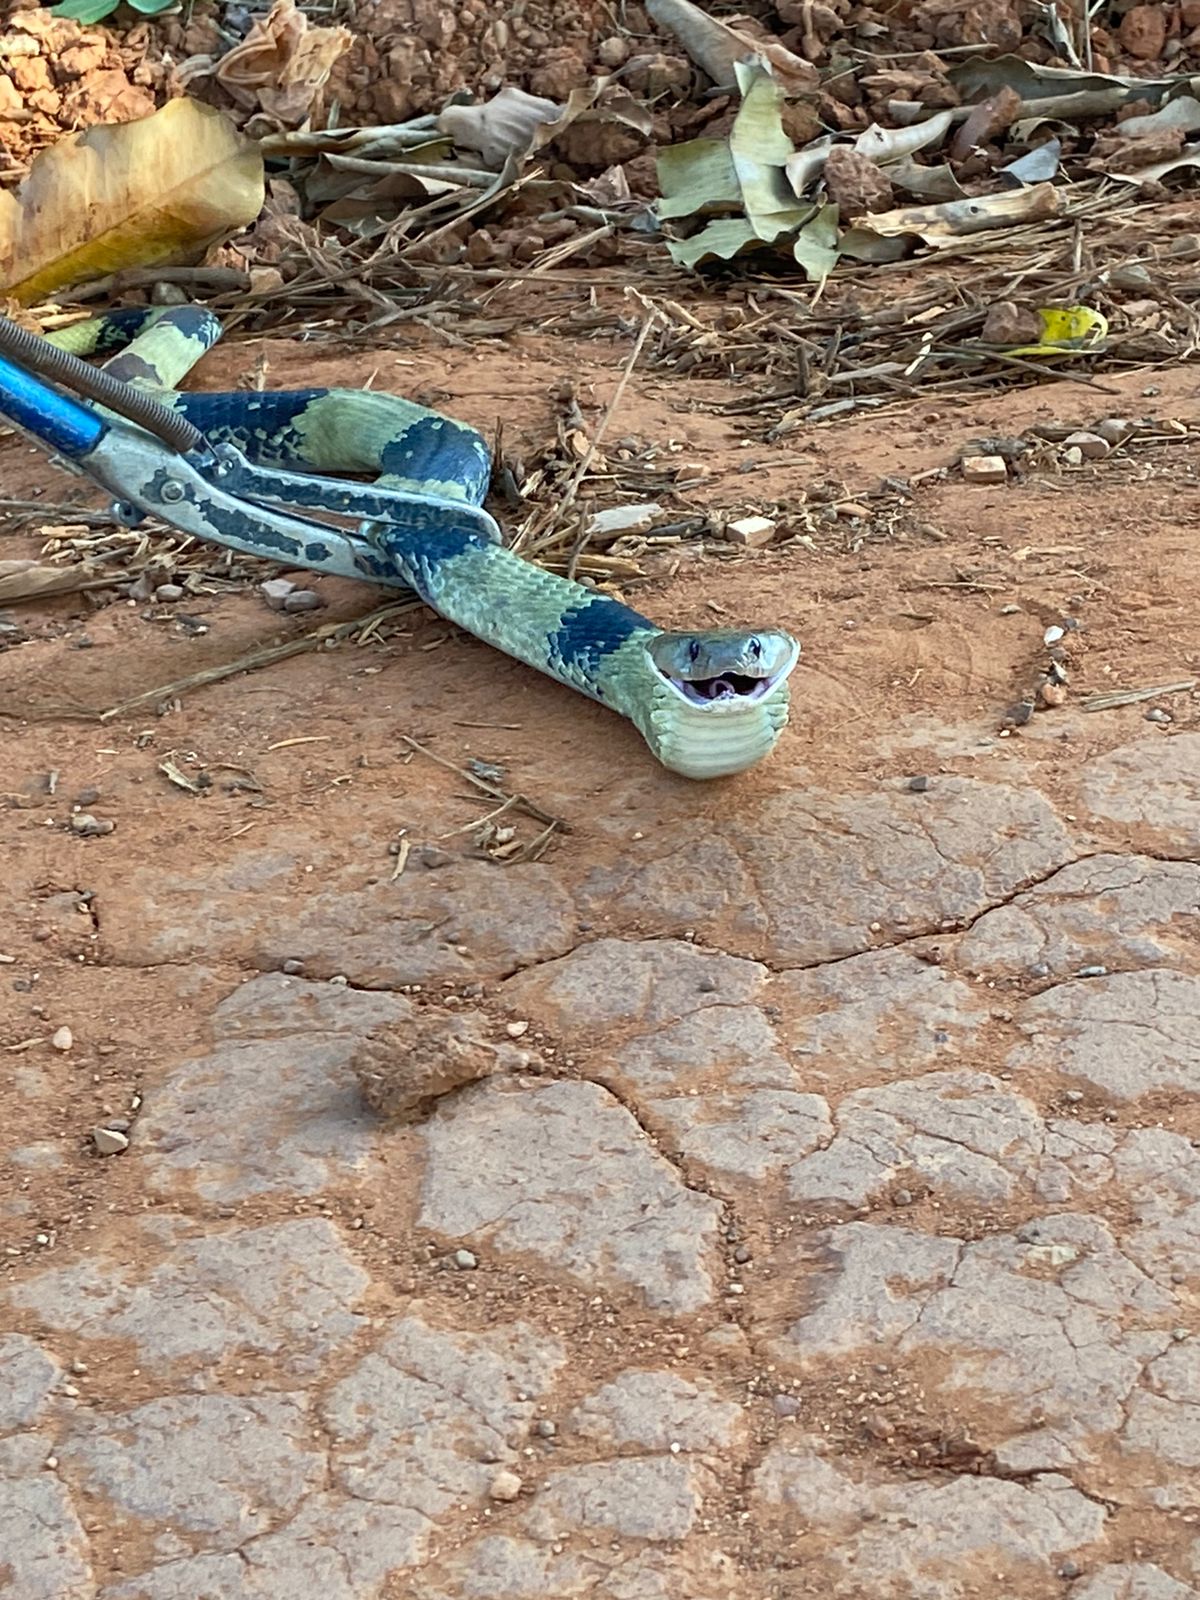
[1006, 305, 1109, 357]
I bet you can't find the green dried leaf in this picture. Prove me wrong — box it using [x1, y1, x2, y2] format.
[792, 203, 840, 280]
[667, 216, 763, 268]
[657, 64, 815, 254]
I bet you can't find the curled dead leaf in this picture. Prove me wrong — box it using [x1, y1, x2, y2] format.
[212, 0, 351, 128]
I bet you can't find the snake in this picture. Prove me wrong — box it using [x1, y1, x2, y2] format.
[43, 305, 801, 779]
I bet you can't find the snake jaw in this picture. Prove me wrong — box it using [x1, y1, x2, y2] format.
[634, 629, 801, 779]
[646, 630, 801, 713]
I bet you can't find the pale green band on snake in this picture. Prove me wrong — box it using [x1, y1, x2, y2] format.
[46, 306, 801, 779]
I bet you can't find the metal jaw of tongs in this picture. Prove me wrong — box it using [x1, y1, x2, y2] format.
[0, 314, 499, 584]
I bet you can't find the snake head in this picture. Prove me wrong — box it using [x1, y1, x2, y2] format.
[646, 628, 800, 709]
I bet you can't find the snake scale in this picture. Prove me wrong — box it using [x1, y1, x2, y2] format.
[45, 305, 800, 778]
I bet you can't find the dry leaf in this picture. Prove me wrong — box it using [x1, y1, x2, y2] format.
[438, 87, 562, 168]
[646, 0, 818, 92]
[0, 98, 263, 305]
[213, 0, 352, 127]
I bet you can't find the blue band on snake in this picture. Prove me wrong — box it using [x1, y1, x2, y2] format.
[44, 306, 801, 779]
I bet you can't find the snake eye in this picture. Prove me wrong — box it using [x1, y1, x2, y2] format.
[688, 639, 701, 663]
[748, 637, 762, 658]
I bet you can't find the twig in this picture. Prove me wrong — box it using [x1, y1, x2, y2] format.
[1080, 679, 1196, 711]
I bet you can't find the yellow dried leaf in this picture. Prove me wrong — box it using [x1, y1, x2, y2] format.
[0, 98, 264, 305]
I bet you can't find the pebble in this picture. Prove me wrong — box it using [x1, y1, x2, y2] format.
[1058, 1561, 1082, 1580]
[906, 774, 930, 793]
[772, 1393, 801, 1418]
[1039, 681, 1068, 708]
[283, 589, 324, 614]
[418, 846, 454, 869]
[1146, 707, 1172, 724]
[281, 959, 305, 976]
[154, 583, 185, 602]
[1029, 962, 1051, 978]
[51, 1026, 73, 1052]
[734, 1244, 752, 1264]
[891, 1187, 914, 1207]
[1095, 417, 1133, 445]
[488, 1469, 522, 1501]
[1064, 1089, 1085, 1103]
[261, 578, 295, 610]
[960, 454, 1007, 485]
[535, 1418, 557, 1438]
[70, 814, 115, 837]
[505, 1020, 530, 1038]
[587, 502, 663, 537]
[1063, 430, 1109, 460]
[75, 787, 101, 806]
[453, 1248, 478, 1270]
[92, 1127, 130, 1156]
[725, 514, 777, 547]
[1076, 965, 1108, 978]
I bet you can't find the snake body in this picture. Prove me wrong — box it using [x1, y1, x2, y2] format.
[45, 306, 800, 778]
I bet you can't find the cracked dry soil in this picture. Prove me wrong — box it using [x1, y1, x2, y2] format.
[2, 311, 1200, 1600]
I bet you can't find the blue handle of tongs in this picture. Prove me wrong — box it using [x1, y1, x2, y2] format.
[0, 352, 106, 458]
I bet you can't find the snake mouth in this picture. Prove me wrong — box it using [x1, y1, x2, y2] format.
[661, 670, 779, 709]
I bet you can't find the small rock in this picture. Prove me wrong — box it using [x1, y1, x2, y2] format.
[862, 1411, 894, 1440]
[1063, 445, 1083, 467]
[1064, 1089, 1084, 1103]
[75, 787, 101, 806]
[70, 814, 115, 837]
[772, 1393, 802, 1418]
[596, 35, 629, 67]
[154, 583, 184, 603]
[951, 84, 1022, 160]
[1043, 624, 1066, 645]
[1120, 3, 1166, 58]
[734, 1244, 752, 1264]
[418, 846, 454, 869]
[283, 590, 324, 614]
[981, 301, 1043, 345]
[1094, 417, 1134, 444]
[961, 454, 1007, 485]
[891, 1187, 914, 1207]
[454, 1248, 478, 1271]
[281, 959, 305, 975]
[623, 52, 691, 97]
[1039, 680, 1068, 708]
[506, 1020, 530, 1038]
[822, 144, 894, 217]
[51, 1026, 73, 1052]
[907, 774, 930, 793]
[261, 578, 295, 610]
[1064, 430, 1109, 460]
[1146, 707, 1172, 724]
[1058, 1560, 1082, 1580]
[489, 1469, 523, 1502]
[725, 515, 777, 548]
[92, 1127, 129, 1156]
[587, 503, 663, 538]
[536, 1417, 557, 1437]
[1076, 964, 1108, 978]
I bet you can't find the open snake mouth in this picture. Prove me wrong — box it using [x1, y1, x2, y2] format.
[658, 665, 790, 710]
[673, 671, 774, 706]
